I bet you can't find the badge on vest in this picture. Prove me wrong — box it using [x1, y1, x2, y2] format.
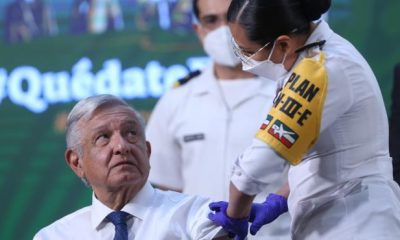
[183, 133, 205, 143]
[256, 52, 328, 165]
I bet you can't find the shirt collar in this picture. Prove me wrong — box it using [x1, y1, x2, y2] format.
[302, 20, 334, 55]
[191, 64, 219, 95]
[286, 20, 334, 74]
[90, 181, 155, 230]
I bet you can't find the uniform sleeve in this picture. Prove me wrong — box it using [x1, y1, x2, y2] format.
[231, 139, 288, 196]
[147, 91, 184, 190]
[231, 56, 354, 195]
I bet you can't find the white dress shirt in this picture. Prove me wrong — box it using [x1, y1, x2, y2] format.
[147, 65, 290, 239]
[231, 20, 400, 239]
[33, 182, 224, 240]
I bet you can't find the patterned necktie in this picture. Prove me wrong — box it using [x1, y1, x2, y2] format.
[106, 211, 130, 240]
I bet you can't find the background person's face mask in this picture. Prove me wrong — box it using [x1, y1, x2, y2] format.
[203, 26, 241, 67]
[242, 41, 288, 81]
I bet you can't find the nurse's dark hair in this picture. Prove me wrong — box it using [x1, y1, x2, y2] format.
[227, 0, 331, 45]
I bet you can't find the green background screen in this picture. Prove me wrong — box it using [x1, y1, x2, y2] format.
[0, 0, 399, 239]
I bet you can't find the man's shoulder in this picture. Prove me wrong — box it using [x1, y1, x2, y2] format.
[151, 69, 208, 113]
[170, 66, 217, 92]
[53, 206, 91, 224]
[172, 70, 202, 89]
[150, 190, 225, 239]
[34, 206, 91, 239]
[153, 189, 210, 210]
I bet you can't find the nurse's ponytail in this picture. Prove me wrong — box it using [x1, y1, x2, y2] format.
[299, 0, 331, 21]
[228, 0, 331, 46]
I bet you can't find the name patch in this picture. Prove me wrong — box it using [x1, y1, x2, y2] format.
[183, 133, 205, 143]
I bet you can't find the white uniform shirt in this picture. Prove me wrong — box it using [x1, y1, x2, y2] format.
[33, 182, 224, 240]
[147, 66, 290, 239]
[231, 21, 400, 239]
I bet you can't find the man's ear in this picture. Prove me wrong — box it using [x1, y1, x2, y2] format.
[145, 141, 152, 158]
[65, 149, 84, 178]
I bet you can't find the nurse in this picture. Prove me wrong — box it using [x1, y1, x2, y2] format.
[208, 0, 400, 239]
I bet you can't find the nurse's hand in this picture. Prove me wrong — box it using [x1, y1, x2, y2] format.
[208, 201, 248, 240]
[248, 193, 288, 235]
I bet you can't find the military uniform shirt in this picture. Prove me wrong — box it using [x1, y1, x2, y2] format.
[230, 20, 400, 239]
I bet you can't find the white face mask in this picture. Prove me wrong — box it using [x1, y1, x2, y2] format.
[242, 41, 288, 81]
[203, 26, 241, 67]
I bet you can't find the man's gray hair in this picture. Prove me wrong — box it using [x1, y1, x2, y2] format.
[65, 94, 146, 154]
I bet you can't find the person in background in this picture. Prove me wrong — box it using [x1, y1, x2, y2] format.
[390, 63, 400, 185]
[134, 0, 157, 31]
[70, 0, 91, 34]
[207, 0, 400, 239]
[5, 0, 57, 43]
[33, 94, 228, 240]
[31, 0, 58, 36]
[146, 0, 290, 239]
[88, 0, 124, 34]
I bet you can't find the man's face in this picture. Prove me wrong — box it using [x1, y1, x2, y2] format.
[71, 105, 150, 194]
[195, 0, 231, 41]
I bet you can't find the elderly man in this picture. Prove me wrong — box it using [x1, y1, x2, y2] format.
[34, 94, 226, 240]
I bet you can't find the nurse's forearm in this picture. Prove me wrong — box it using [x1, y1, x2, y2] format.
[276, 181, 290, 199]
[227, 182, 255, 218]
[226, 181, 289, 219]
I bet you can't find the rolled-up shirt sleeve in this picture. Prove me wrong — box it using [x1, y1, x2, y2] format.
[231, 138, 287, 196]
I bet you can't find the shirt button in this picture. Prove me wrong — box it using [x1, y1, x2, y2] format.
[235, 171, 242, 176]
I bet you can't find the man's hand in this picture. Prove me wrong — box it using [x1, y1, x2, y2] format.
[208, 201, 249, 240]
[248, 193, 288, 235]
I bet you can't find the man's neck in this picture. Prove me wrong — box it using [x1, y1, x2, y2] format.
[214, 63, 255, 80]
[94, 184, 142, 210]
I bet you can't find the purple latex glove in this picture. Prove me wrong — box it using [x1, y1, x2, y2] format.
[248, 193, 288, 235]
[208, 201, 249, 240]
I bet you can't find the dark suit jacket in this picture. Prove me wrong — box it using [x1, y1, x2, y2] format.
[390, 64, 400, 185]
